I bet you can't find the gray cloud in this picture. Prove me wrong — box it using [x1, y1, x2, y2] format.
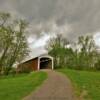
[0, 0, 100, 41]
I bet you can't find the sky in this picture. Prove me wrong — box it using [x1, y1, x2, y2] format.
[0, 0, 100, 56]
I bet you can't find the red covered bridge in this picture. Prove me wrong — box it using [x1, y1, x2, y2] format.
[17, 54, 54, 71]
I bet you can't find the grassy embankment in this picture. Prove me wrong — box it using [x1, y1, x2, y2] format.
[0, 71, 47, 100]
[58, 69, 100, 100]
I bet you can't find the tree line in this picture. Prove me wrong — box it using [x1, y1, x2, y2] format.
[0, 12, 29, 75]
[47, 34, 100, 70]
[0, 12, 99, 75]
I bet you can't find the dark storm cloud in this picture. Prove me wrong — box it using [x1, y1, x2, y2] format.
[0, 0, 100, 40]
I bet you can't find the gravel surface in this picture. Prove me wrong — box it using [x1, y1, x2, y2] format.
[23, 70, 77, 100]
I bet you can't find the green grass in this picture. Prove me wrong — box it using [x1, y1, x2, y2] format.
[58, 68, 100, 100]
[0, 71, 47, 100]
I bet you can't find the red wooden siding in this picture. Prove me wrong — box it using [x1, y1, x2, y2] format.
[17, 57, 38, 72]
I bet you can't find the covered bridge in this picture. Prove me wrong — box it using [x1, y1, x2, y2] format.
[17, 54, 54, 72]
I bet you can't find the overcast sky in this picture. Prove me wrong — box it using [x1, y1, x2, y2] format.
[0, 0, 100, 56]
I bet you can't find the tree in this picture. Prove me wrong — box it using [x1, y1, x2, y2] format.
[78, 35, 96, 54]
[4, 20, 29, 75]
[76, 35, 97, 69]
[46, 34, 69, 68]
[0, 12, 29, 75]
[47, 34, 99, 70]
[0, 12, 10, 27]
[0, 13, 12, 72]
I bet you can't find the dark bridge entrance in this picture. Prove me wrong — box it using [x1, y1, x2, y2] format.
[40, 58, 52, 69]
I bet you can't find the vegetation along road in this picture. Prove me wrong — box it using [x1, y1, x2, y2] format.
[58, 69, 100, 100]
[0, 71, 47, 100]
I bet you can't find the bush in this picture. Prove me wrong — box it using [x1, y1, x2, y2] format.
[95, 60, 100, 70]
[9, 68, 16, 76]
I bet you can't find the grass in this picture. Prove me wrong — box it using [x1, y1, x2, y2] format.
[58, 68, 100, 100]
[0, 71, 47, 100]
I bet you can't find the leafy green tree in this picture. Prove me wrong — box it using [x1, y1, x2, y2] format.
[0, 12, 29, 75]
[46, 34, 69, 68]
[4, 20, 29, 75]
[47, 34, 99, 70]
[77, 35, 97, 69]
[0, 13, 12, 72]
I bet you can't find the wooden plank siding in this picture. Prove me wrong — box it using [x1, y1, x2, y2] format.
[23, 58, 38, 70]
[17, 57, 38, 72]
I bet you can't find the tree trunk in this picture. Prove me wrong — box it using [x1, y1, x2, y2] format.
[0, 46, 9, 72]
